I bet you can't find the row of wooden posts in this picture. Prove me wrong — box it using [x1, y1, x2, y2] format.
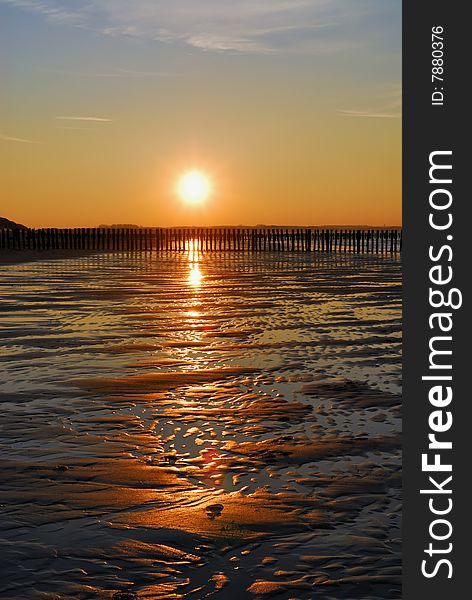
[1, 227, 402, 254]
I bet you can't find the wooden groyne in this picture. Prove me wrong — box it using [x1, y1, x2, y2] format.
[0, 227, 402, 255]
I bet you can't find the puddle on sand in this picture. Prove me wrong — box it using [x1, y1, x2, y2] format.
[0, 251, 401, 599]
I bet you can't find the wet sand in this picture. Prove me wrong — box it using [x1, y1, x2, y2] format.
[0, 250, 103, 266]
[0, 251, 401, 599]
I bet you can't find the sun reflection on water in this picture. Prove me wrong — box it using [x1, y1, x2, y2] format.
[187, 238, 204, 287]
[188, 263, 203, 286]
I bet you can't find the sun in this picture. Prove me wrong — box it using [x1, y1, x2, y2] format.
[177, 170, 211, 204]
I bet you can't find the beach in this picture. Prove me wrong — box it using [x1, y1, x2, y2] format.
[0, 250, 402, 599]
[0, 250, 104, 266]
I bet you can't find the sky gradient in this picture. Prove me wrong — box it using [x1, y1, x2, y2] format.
[1, 0, 401, 227]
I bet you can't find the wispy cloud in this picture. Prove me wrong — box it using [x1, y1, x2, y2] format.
[0, 133, 42, 143]
[55, 116, 112, 122]
[1, 0, 399, 55]
[0, 0, 86, 25]
[339, 88, 401, 119]
[338, 109, 399, 119]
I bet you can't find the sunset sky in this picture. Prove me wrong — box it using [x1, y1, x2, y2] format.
[0, 0, 401, 228]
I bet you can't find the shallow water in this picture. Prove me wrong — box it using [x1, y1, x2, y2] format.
[0, 251, 402, 599]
